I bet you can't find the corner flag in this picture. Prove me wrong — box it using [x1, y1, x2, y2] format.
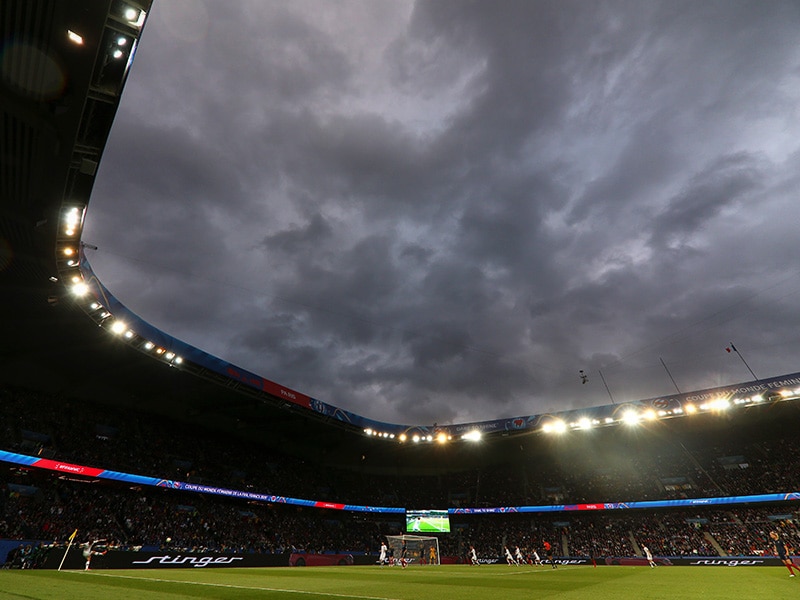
[68, 529, 78, 542]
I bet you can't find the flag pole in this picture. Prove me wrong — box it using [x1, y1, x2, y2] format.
[728, 342, 758, 380]
[58, 529, 78, 571]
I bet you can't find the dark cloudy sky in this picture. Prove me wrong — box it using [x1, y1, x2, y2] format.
[84, 0, 800, 426]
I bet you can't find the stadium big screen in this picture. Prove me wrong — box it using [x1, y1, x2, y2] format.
[406, 509, 450, 533]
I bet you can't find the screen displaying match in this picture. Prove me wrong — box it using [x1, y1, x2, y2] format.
[405, 509, 450, 533]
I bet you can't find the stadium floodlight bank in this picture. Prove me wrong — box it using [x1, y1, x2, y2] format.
[386, 535, 440, 565]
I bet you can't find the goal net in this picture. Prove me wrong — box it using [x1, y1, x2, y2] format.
[386, 535, 440, 566]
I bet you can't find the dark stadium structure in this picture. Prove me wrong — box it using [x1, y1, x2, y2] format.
[4, 0, 800, 572]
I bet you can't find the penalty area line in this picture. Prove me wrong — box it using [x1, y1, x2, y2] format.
[68, 571, 401, 600]
[494, 565, 579, 576]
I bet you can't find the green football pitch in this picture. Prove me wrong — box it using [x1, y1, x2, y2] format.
[2, 564, 799, 600]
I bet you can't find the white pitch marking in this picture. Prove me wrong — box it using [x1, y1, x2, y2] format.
[69, 571, 401, 600]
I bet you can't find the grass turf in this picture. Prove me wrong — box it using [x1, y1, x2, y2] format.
[1, 565, 799, 600]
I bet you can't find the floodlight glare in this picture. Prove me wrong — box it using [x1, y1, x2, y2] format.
[110, 321, 126, 334]
[578, 417, 592, 430]
[644, 410, 657, 421]
[398, 433, 407, 442]
[64, 207, 82, 236]
[72, 282, 89, 296]
[543, 420, 566, 434]
[412, 434, 420, 443]
[463, 430, 482, 442]
[710, 398, 730, 411]
[685, 403, 697, 414]
[436, 432, 448, 444]
[622, 411, 640, 425]
[144, 341, 154, 350]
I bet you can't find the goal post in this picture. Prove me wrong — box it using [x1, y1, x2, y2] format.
[387, 535, 440, 566]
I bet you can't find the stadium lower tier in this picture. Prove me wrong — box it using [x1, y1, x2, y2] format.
[1, 470, 798, 566]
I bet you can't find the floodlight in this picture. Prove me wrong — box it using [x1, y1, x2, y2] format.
[577, 417, 592, 430]
[463, 430, 482, 442]
[124, 7, 146, 27]
[685, 404, 697, 414]
[543, 420, 566, 434]
[144, 342, 154, 350]
[644, 410, 657, 421]
[412, 435, 420, 443]
[64, 207, 82, 235]
[67, 30, 83, 45]
[110, 321, 126, 334]
[436, 432, 448, 444]
[622, 411, 640, 425]
[72, 282, 89, 296]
